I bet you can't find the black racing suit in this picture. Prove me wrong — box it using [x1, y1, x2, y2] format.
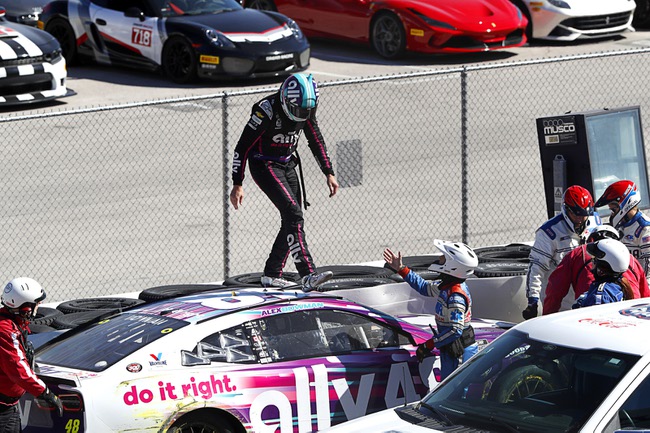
[232, 93, 335, 278]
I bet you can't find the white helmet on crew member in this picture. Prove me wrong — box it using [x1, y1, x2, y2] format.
[428, 239, 479, 279]
[2, 277, 46, 319]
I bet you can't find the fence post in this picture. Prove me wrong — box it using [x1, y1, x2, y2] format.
[461, 67, 469, 245]
[222, 93, 231, 279]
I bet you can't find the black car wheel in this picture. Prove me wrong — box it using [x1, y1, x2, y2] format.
[247, 0, 277, 11]
[488, 365, 559, 403]
[169, 412, 237, 433]
[633, 0, 650, 28]
[371, 13, 406, 59]
[45, 18, 77, 65]
[162, 36, 198, 84]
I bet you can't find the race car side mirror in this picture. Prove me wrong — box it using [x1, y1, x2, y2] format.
[0, 7, 6, 18]
[125, 7, 145, 22]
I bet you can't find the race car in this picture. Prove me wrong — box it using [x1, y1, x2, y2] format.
[0, 6, 70, 106]
[0, 0, 48, 26]
[37, 0, 311, 83]
[243, 0, 528, 59]
[20, 287, 507, 432]
[324, 299, 650, 433]
[510, 0, 636, 41]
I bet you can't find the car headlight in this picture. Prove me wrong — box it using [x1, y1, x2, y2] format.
[286, 18, 304, 39]
[411, 10, 456, 30]
[45, 48, 63, 63]
[548, 0, 571, 9]
[206, 29, 235, 49]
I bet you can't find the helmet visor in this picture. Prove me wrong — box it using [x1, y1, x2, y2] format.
[286, 101, 316, 121]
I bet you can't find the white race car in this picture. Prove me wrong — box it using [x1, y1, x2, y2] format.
[0, 6, 70, 106]
[323, 298, 650, 433]
[511, 0, 636, 41]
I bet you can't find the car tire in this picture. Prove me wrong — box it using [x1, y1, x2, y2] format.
[474, 244, 531, 263]
[633, 0, 650, 28]
[246, 0, 277, 11]
[169, 411, 237, 433]
[56, 297, 144, 314]
[488, 364, 559, 403]
[474, 261, 528, 278]
[138, 284, 229, 302]
[162, 36, 198, 84]
[51, 310, 111, 330]
[32, 307, 64, 326]
[45, 18, 78, 65]
[223, 272, 301, 287]
[318, 277, 394, 291]
[371, 13, 406, 59]
[315, 265, 394, 278]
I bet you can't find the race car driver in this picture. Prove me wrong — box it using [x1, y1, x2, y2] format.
[595, 179, 650, 284]
[523, 185, 599, 320]
[0, 277, 62, 432]
[229, 73, 338, 291]
[543, 224, 649, 315]
[384, 240, 479, 381]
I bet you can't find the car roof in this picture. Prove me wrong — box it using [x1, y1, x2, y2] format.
[513, 299, 650, 356]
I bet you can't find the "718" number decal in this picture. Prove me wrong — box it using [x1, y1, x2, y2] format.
[132, 28, 152, 47]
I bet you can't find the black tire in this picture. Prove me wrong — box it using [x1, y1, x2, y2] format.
[474, 244, 531, 263]
[45, 18, 78, 65]
[139, 284, 230, 302]
[169, 411, 237, 433]
[633, 0, 650, 28]
[474, 261, 528, 277]
[316, 265, 394, 279]
[389, 270, 441, 282]
[32, 307, 64, 326]
[52, 310, 111, 330]
[371, 13, 406, 59]
[488, 365, 559, 403]
[56, 297, 144, 314]
[246, 0, 277, 11]
[29, 324, 58, 334]
[223, 272, 301, 287]
[162, 36, 198, 84]
[318, 277, 393, 291]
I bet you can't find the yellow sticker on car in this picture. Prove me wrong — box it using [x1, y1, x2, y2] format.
[410, 28, 424, 37]
[200, 55, 220, 65]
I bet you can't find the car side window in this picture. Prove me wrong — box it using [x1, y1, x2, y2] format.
[617, 373, 650, 429]
[184, 325, 257, 365]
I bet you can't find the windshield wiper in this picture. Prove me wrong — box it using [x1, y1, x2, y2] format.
[467, 412, 520, 433]
[416, 401, 453, 426]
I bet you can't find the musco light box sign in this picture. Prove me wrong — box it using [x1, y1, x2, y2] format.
[540, 115, 577, 146]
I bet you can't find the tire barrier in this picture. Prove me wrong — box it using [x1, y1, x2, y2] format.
[32, 306, 64, 326]
[474, 244, 531, 263]
[56, 297, 145, 314]
[474, 261, 529, 278]
[138, 284, 230, 302]
[222, 272, 301, 287]
[315, 265, 394, 279]
[51, 310, 112, 330]
[318, 277, 395, 292]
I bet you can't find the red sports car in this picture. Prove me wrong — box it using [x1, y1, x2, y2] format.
[243, 0, 528, 58]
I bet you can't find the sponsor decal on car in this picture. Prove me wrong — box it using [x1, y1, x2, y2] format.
[132, 27, 152, 47]
[127, 363, 143, 373]
[410, 28, 424, 37]
[200, 55, 220, 64]
[265, 53, 293, 61]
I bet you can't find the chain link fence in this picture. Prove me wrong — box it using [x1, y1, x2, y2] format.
[2, 48, 650, 302]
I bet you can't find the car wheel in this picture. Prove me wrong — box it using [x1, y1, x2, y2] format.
[169, 411, 237, 433]
[634, 0, 650, 28]
[162, 36, 198, 84]
[370, 13, 406, 59]
[45, 18, 78, 65]
[138, 284, 229, 302]
[56, 297, 144, 314]
[246, 0, 277, 11]
[32, 307, 64, 326]
[488, 365, 559, 403]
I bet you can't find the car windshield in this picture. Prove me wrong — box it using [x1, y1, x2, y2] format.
[36, 313, 188, 372]
[156, 0, 243, 17]
[415, 330, 639, 433]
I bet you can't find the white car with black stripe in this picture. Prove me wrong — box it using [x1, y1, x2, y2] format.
[0, 5, 69, 107]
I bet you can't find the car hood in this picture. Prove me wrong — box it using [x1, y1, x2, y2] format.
[168, 9, 289, 35]
[0, 19, 57, 48]
[322, 403, 439, 432]
[394, 0, 522, 26]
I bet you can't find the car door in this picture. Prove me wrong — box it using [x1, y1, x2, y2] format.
[88, 0, 162, 67]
